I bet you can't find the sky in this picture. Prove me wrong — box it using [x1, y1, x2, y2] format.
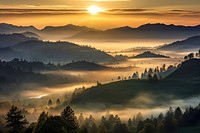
[0, 0, 200, 29]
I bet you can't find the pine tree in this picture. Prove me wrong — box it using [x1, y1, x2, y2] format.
[5, 105, 28, 133]
[34, 111, 48, 133]
[174, 107, 182, 127]
[61, 106, 79, 133]
[56, 98, 61, 105]
[48, 99, 52, 106]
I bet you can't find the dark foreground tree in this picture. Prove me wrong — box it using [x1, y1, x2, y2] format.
[38, 116, 66, 133]
[34, 111, 48, 133]
[5, 105, 28, 133]
[61, 106, 79, 133]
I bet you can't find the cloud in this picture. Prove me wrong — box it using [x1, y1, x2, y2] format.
[0, 8, 87, 15]
[0, 6, 199, 18]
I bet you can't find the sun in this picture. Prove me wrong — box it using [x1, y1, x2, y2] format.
[87, 5, 102, 15]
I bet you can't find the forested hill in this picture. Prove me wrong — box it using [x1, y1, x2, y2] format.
[71, 59, 200, 108]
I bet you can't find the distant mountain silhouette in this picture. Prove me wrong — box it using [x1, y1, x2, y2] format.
[132, 51, 169, 58]
[1, 23, 200, 41]
[71, 23, 200, 40]
[62, 61, 109, 71]
[158, 36, 200, 51]
[0, 33, 38, 47]
[71, 59, 200, 108]
[40, 24, 97, 40]
[0, 23, 38, 34]
[0, 40, 114, 63]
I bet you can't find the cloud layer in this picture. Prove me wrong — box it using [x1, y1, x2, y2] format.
[0, 7, 199, 18]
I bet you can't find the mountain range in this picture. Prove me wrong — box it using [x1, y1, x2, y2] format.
[1, 23, 200, 41]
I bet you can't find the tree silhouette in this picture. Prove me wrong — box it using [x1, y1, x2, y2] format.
[153, 74, 158, 80]
[48, 99, 52, 106]
[34, 111, 48, 133]
[188, 53, 194, 59]
[143, 123, 155, 133]
[174, 107, 182, 127]
[5, 105, 28, 133]
[61, 106, 79, 133]
[56, 98, 61, 105]
[147, 74, 153, 80]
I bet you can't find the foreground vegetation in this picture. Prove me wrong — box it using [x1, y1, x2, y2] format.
[0, 103, 200, 133]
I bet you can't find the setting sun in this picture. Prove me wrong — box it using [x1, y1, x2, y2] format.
[87, 5, 102, 15]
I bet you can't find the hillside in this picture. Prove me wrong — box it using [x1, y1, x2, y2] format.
[0, 33, 38, 47]
[158, 36, 200, 51]
[0, 40, 114, 63]
[62, 61, 109, 71]
[0, 59, 110, 72]
[132, 51, 169, 58]
[21, 32, 41, 39]
[71, 59, 200, 108]
[166, 59, 200, 80]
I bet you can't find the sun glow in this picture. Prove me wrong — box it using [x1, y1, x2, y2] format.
[87, 5, 103, 15]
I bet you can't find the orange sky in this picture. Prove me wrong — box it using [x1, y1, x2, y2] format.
[0, 0, 200, 29]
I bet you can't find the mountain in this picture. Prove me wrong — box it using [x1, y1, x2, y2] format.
[21, 32, 41, 39]
[0, 40, 114, 63]
[1, 23, 200, 41]
[0, 33, 38, 47]
[71, 59, 200, 108]
[158, 36, 200, 51]
[40, 24, 97, 40]
[61, 61, 109, 71]
[132, 51, 169, 58]
[71, 23, 200, 40]
[0, 23, 38, 34]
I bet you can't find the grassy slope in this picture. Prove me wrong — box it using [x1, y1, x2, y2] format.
[71, 59, 200, 108]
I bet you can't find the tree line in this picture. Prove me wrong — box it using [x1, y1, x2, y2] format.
[0, 103, 200, 133]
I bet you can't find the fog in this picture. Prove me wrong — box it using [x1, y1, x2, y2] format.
[0, 55, 199, 123]
[66, 39, 177, 52]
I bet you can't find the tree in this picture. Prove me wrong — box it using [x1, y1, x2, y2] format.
[78, 113, 85, 126]
[199, 49, 200, 57]
[188, 53, 194, 59]
[48, 99, 53, 106]
[34, 111, 48, 133]
[117, 76, 121, 80]
[127, 118, 132, 129]
[38, 116, 66, 133]
[153, 74, 158, 80]
[147, 74, 153, 80]
[56, 98, 61, 105]
[113, 123, 130, 133]
[156, 123, 165, 133]
[184, 56, 188, 60]
[5, 105, 28, 133]
[81, 127, 88, 133]
[163, 107, 177, 132]
[143, 123, 155, 133]
[174, 107, 182, 127]
[61, 106, 79, 133]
